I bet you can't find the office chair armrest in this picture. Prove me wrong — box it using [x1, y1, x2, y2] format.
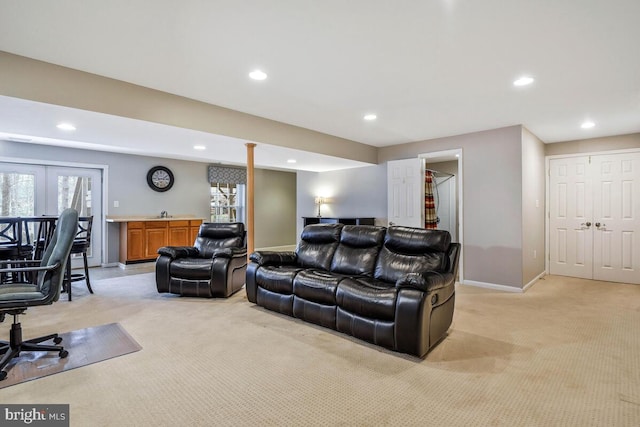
[0, 261, 61, 274]
[157, 246, 199, 259]
[0, 259, 40, 268]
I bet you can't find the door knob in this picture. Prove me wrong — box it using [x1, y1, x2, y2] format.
[581, 222, 591, 227]
[595, 222, 600, 227]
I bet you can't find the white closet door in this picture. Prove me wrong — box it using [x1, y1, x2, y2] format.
[549, 156, 593, 279]
[549, 152, 640, 284]
[592, 153, 640, 284]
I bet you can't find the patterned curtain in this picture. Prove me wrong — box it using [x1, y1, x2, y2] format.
[207, 165, 247, 184]
[425, 170, 438, 229]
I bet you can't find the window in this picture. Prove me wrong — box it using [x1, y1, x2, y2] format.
[210, 183, 245, 223]
[0, 171, 35, 216]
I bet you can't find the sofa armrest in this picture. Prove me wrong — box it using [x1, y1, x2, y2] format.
[157, 246, 199, 259]
[249, 251, 297, 266]
[212, 247, 247, 259]
[396, 271, 454, 292]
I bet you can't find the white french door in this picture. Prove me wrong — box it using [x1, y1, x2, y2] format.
[549, 152, 640, 284]
[0, 163, 103, 267]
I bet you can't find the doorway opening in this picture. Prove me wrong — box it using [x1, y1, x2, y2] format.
[420, 149, 463, 283]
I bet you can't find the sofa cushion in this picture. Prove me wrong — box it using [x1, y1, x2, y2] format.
[330, 225, 385, 276]
[256, 265, 304, 295]
[384, 226, 451, 254]
[374, 227, 451, 284]
[169, 258, 212, 279]
[293, 269, 345, 305]
[336, 278, 397, 321]
[296, 223, 342, 270]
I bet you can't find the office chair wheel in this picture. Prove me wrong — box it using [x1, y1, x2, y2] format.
[0, 371, 6, 381]
[53, 336, 63, 344]
[59, 350, 69, 358]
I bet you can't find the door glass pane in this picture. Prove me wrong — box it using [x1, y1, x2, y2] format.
[57, 175, 93, 258]
[57, 175, 93, 216]
[0, 172, 35, 216]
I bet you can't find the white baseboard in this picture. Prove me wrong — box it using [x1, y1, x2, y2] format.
[101, 262, 119, 268]
[461, 272, 546, 293]
[255, 244, 296, 251]
[117, 261, 154, 270]
[461, 280, 524, 293]
[523, 271, 546, 292]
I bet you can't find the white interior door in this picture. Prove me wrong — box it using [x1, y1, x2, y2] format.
[549, 156, 593, 279]
[549, 152, 640, 284]
[592, 153, 640, 283]
[387, 158, 423, 228]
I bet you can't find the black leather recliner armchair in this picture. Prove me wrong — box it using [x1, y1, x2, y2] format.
[155, 222, 247, 298]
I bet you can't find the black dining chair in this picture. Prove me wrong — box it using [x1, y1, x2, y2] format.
[64, 216, 94, 301]
[0, 219, 34, 284]
[0, 208, 78, 381]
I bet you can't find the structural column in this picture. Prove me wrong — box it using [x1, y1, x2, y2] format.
[246, 143, 256, 257]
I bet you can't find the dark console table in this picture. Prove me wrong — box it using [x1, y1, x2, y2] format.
[303, 217, 375, 226]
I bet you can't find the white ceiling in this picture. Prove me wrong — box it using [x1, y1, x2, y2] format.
[1, 0, 639, 168]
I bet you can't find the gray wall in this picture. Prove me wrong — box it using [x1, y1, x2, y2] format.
[296, 165, 388, 238]
[379, 125, 527, 289]
[1, 140, 297, 263]
[545, 132, 640, 156]
[521, 127, 546, 286]
[254, 168, 297, 248]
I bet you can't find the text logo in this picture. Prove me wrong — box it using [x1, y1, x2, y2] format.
[0, 405, 69, 427]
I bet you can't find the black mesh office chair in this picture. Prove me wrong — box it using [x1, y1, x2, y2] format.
[0, 208, 78, 381]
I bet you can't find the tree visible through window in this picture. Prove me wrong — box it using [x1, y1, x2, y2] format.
[210, 183, 245, 223]
[0, 172, 35, 216]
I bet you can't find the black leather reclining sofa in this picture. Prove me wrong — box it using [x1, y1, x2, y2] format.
[246, 223, 460, 357]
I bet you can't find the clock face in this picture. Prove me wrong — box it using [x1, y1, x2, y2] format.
[147, 166, 174, 192]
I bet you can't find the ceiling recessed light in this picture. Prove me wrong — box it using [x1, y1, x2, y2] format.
[193, 145, 206, 150]
[513, 76, 534, 87]
[363, 114, 377, 121]
[56, 123, 76, 131]
[287, 159, 297, 164]
[581, 121, 595, 129]
[249, 70, 267, 80]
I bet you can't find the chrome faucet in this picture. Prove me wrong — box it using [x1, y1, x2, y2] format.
[160, 210, 168, 218]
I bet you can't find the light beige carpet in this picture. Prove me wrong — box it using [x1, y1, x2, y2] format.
[0, 322, 141, 389]
[0, 273, 638, 426]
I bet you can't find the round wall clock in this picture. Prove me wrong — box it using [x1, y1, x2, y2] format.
[147, 166, 174, 192]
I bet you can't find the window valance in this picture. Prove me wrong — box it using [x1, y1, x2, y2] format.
[207, 165, 247, 185]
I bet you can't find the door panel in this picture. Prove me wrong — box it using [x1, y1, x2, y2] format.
[549, 157, 593, 279]
[592, 153, 640, 283]
[387, 158, 423, 228]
